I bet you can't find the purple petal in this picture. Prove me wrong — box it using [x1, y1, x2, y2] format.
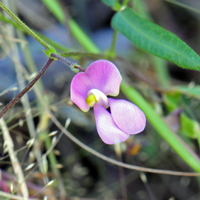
[109, 98, 146, 135]
[94, 104, 129, 144]
[70, 72, 92, 112]
[70, 60, 122, 111]
[85, 60, 122, 96]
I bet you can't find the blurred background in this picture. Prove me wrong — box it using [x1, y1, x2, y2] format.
[0, 0, 200, 200]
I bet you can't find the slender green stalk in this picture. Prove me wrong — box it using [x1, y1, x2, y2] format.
[69, 19, 100, 53]
[51, 53, 85, 72]
[17, 31, 44, 90]
[121, 81, 200, 172]
[40, 0, 100, 53]
[152, 56, 170, 87]
[123, 0, 130, 6]
[165, 0, 200, 14]
[41, 0, 65, 23]
[108, 29, 118, 58]
[0, 13, 70, 52]
[60, 52, 104, 59]
[0, 2, 53, 51]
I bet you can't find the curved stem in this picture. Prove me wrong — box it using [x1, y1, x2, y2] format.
[50, 111, 200, 177]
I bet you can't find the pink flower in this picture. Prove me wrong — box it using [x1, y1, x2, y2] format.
[70, 60, 146, 144]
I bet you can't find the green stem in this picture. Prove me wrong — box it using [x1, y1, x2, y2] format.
[50, 53, 85, 72]
[0, 2, 52, 50]
[165, 0, 200, 14]
[108, 29, 118, 58]
[123, 0, 130, 6]
[121, 81, 200, 172]
[68, 19, 100, 53]
[152, 56, 170, 87]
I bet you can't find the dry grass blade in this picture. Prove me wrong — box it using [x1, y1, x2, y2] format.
[0, 191, 39, 200]
[0, 118, 29, 199]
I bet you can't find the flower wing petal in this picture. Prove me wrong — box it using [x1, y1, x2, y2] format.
[109, 98, 146, 135]
[85, 60, 122, 96]
[70, 72, 92, 112]
[94, 104, 129, 144]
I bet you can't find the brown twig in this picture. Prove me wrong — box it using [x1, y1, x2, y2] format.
[0, 58, 54, 119]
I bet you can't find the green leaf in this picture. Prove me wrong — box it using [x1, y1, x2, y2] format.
[43, 46, 57, 58]
[111, 7, 200, 70]
[41, 0, 65, 23]
[163, 92, 181, 112]
[180, 113, 200, 139]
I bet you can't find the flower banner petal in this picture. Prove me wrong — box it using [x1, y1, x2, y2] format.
[94, 104, 129, 144]
[85, 60, 122, 96]
[109, 98, 146, 135]
[70, 72, 92, 112]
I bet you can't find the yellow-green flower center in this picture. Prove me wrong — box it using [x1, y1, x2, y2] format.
[86, 94, 97, 107]
[86, 89, 109, 108]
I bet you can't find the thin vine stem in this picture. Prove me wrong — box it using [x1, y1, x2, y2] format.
[0, 58, 54, 119]
[0, 53, 82, 119]
[51, 53, 85, 72]
[123, 0, 130, 6]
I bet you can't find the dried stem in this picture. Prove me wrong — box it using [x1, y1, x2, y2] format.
[0, 118, 29, 199]
[115, 144, 127, 200]
[0, 190, 39, 200]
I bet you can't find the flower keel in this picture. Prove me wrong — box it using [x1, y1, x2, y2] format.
[94, 104, 129, 144]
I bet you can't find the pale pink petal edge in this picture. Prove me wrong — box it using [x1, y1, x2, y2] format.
[70, 72, 91, 112]
[109, 98, 146, 135]
[94, 104, 129, 144]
